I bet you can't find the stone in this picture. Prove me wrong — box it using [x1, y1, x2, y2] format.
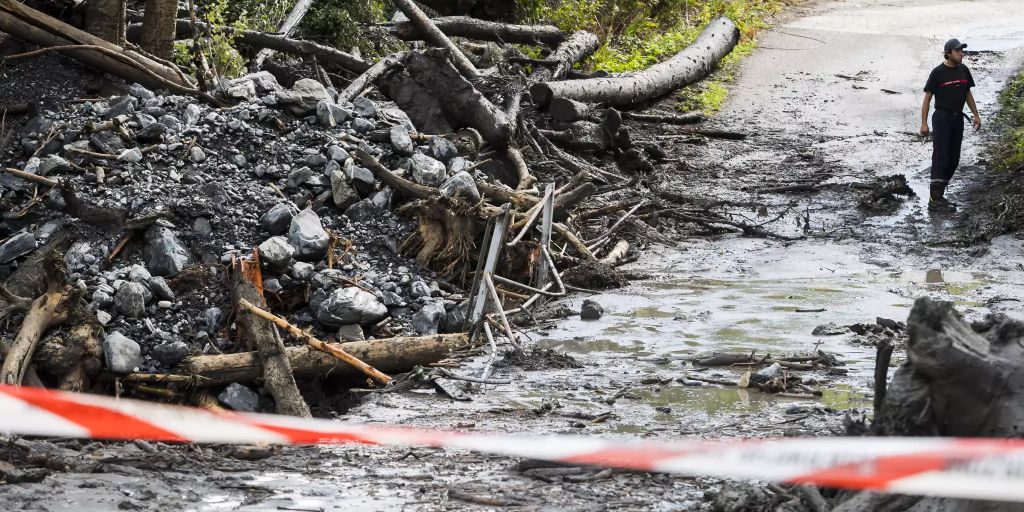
[343, 198, 380, 222]
[438, 171, 480, 202]
[183, 103, 202, 126]
[92, 290, 113, 307]
[151, 341, 190, 366]
[227, 71, 281, 94]
[288, 209, 329, 260]
[260, 203, 296, 235]
[353, 96, 378, 117]
[38, 155, 72, 175]
[287, 166, 316, 188]
[129, 83, 155, 101]
[304, 153, 328, 168]
[430, 137, 458, 163]
[337, 324, 364, 342]
[316, 100, 337, 127]
[409, 279, 431, 298]
[135, 122, 166, 143]
[158, 114, 183, 133]
[263, 278, 282, 293]
[96, 310, 112, 325]
[143, 226, 191, 277]
[330, 171, 360, 210]
[448, 156, 471, 173]
[89, 130, 124, 154]
[389, 125, 415, 155]
[346, 164, 375, 194]
[217, 383, 259, 412]
[0, 232, 36, 264]
[226, 79, 257, 100]
[105, 96, 136, 118]
[580, 299, 603, 320]
[275, 78, 331, 116]
[147, 276, 175, 301]
[118, 147, 143, 162]
[441, 305, 467, 333]
[370, 189, 392, 210]
[258, 236, 294, 270]
[411, 300, 446, 335]
[411, 153, 447, 186]
[291, 261, 315, 280]
[327, 145, 349, 162]
[204, 306, 224, 334]
[381, 290, 404, 307]
[114, 282, 147, 317]
[189, 146, 206, 163]
[193, 217, 213, 236]
[103, 332, 143, 373]
[381, 106, 416, 131]
[352, 117, 376, 133]
[316, 287, 388, 326]
[328, 104, 352, 125]
[231, 154, 247, 167]
[127, 264, 152, 283]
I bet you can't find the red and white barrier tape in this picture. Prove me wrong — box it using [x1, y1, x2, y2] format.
[1, 384, 1022, 501]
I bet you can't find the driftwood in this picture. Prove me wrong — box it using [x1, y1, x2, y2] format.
[548, 97, 593, 123]
[0, 0, 195, 92]
[356, 148, 439, 200]
[250, 0, 313, 71]
[392, 0, 479, 80]
[231, 256, 311, 418]
[391, 16, 564, 46]
[1, 290, 71, 386]
[175, 333, 470, 385]
[530, 30, 600, 82]
[530, 17, 739, 107]
[337, 53, 404, 105]
[34, 323, 103, 392]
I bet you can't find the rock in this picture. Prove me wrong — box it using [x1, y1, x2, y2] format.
[411, 300, 446, 335]
[260, 203, 295, 235]
[438, 171, 480, 202]
[258, 236, 294, 270]
[135, 122, 166, 143]
[275, 78, 331, 116]
[288, 209, 329, 260]
[409, 279, 431, 298]
[96, 310, 112, 325]
[316, 100, 337, 127]
[114, 282, 147, 317]
[143, 226, 191, 277]
[580, 299, 603, 320]
[327, 145, 349, 162]
[227, 71, 281, 94]
[38, 155, 72, 175]
[337, 324, 364, 342]
[225, 79, 257, 100]
[291, 261, 315, 280]
[286, 166, 316, 188]
[182, 103, 202, 126]
[353, 96, 378, 117]
[330, 171, 359, 210]
[158, 114, 183, 133]
[381, 290, 404, 307]
[231, 154, 247, 167]
[103, 332, 143, 373]
[370, 189, 392, 210]
[0, 232, 36, 264]
[304, 153, 328, 168]
[147, 276, 174, 301]
[118, 147, 143, 162]
[346, 164, 375, 195]
[812, 323, 848, 336]
[204, 306, 224, 335]
[352, 117, 376, 133]
[189, 146, 206, 163]
[91, 290, 113, 307]
[382, 106, 416, 131]
[105, 96, 136, 118]
[441, 305, 467, 333]
[410, 153, 447, 186]
[217, 383, 259, 412]
[343, 198, 380, 222]
[89, 130, 124, 154]
[430, 137, 458, 163]
[127, 264, 152, 283]
[316, 287, 388, 326]
[151, 341, 190, 366]
[193, 217, 213, 236]
[448, 156, 471, 173]
[129, 83, 155, 101]
[263, 278, 282, 293]
[328, 104, 351, 125]
[389, 125, 415, 155]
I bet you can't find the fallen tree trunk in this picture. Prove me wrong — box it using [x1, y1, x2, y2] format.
[391, 16, 564, 46]
[392, 0, 479, 80]
[337, 53, 404, 105]
[175, 333, 470, 386]
[0, 0, 193, 90]
[34, 323, 103, 392]
[250, 0, 313, 71]
[127, 20, 371, 73]
[530, 30, 600, 82]
[530, 17, 739, 107]
[1, 290, 71, 386]
[231, 257, 311, 418]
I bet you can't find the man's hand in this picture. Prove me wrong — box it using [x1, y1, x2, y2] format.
[972, 114, 982, 131]
[920, 122, 930, 136]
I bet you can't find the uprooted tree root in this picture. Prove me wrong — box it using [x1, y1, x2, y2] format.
[398, 197, 486, 284]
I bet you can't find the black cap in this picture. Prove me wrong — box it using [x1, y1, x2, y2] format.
[944, 38, 967, 52]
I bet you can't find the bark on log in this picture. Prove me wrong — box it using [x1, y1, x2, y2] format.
[231, 258, 311, 418]
[250, 0, 313, 71]
[400, 49, 511, 145]
[337, 53, 404, 105]
[391, 0, 479, 80]
[548, 97, 593, 123]
[1, 290, 71, 386]
[392, 16, 564, 46]
[139, 0, 176, 59]
[0, 0, 193, 90]
[34, 323, 103, 392]
[175, 333, 470, 386]
[530, 17, 739, 107]
[127, 20, 372, 73]
[84, 0, 125, 43]
[530, 30, 600, 82]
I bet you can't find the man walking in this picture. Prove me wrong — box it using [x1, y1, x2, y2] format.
[920, 38, 982, 211]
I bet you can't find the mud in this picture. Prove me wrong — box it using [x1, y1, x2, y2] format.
[4, 0, 1024, 510]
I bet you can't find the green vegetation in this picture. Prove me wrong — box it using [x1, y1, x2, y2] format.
[993, 70, 1024, 171]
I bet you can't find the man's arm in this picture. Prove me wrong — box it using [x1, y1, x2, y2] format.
[920, 91, 933, 135]
[966, 90, 981, 130]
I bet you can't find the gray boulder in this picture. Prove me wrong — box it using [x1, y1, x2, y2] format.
[337, 324, 364, 341]
[327, 145, 350, 162]
[258, 236, 294, 270]
[114, 282, 147, 317]
[147, 276, 175, 301]
[316, 100, 338, 128]
[288, 209, 329, 260]
[343, 198, 380, 222]
[151, 340, 190, 366]
[580, 299, 603, 320]
[317, 287, 388, 326]
[103, 332, 143, 373]
[353, 96, 378, 117]
[275, 78, 331, 116]
[143, 226, 191, 276]
[260, 203, 295, 235]
[390, 125, 415, 155]
[430, 137, 459, 163]
[411, 300, 446, 335]
[352, 117, 376, 133]
[411, 153, 447, 187]
[438, 171, 480, 202]
[330, 171, 359, 210]
[227, 71, 281, 94]
[129, 83, 156, 101]
[218, 383, 259, 412]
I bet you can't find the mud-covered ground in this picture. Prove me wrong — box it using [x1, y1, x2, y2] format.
[5, 0, 1024, 510]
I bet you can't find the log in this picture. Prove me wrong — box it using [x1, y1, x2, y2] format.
[600, 240, 630, 266]
[391, 16, 564, 46]
[175, 333, 470, 386]
[391, 0, 479, 80]
[400, 49, 511, 145]
[34, 323, 103, 392]
[530, 17, 739, 107]
[336, 53, 404, 105]
[530, 30, 600, 82]
[1, 290, 71, 386]
[232, 257, 311, 418]
[548, 97, 593, 123]
[250, 0, 313, 71]
[355, 148, 439, 200]
[127, 20, 372, 73]
[0, 0, 192, 90]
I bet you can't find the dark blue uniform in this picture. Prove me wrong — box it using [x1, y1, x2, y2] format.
[924, 63, 975, 200]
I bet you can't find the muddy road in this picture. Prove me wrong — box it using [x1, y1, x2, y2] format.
[6, 0, 1024, 510]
